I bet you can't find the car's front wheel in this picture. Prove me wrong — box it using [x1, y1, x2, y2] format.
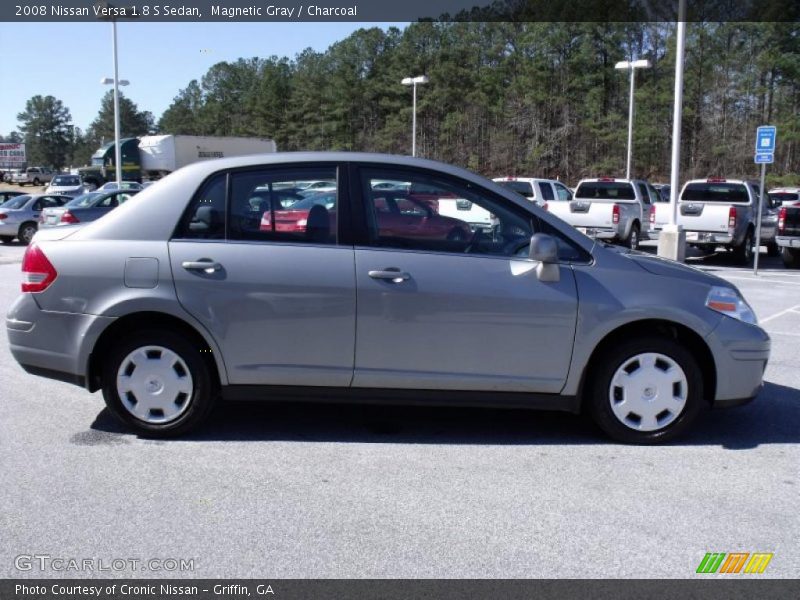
[782, 247, 800, 269]
[0, 236, 13, 244]
[101, 330, 217, 437]
[587, 336, 705, 443]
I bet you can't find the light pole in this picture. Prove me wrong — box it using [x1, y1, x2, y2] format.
[401, 75, 428, 157]
[615, 59, 651, 179]
[100, 21, 129, 187]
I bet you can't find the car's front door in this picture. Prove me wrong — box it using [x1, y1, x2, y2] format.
[169, 164, 356, 387]
[351, 166, 580, 394]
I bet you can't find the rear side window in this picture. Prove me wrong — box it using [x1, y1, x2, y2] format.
[681, 183, 749, 203]
[496, 180, 534, 198]
[175, 173, 227, 239]
[228, 166, 337, 245]
[636, 183, 652, 205]
[538, 182, 555, 201]
[575, 182, 636, 200]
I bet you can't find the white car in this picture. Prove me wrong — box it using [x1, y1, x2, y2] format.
[96, 181, 144, 192]
[45, 174, 85, 197]
[492, 177, 573, 207]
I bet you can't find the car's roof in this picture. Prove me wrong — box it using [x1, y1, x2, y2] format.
[577, 178, 640, 183]
[769, 187, 799, 193]
[492, 176, 560, 183]
[684, 178, 748, 184]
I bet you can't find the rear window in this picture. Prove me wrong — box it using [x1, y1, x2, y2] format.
[52, 176, 80, 186]
[496, 180, 535, 197]
[769, 192, 799, 204]
[575, 182, 636, 200]
[681, 183, 750, 203]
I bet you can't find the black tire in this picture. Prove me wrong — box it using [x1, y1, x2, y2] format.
[625, 222, 640, 250]
[586, 336, 705, 444]
[782, 247, 800, 269]
[32, 178, 40, 186]
[0, 236, 13, 244]
[18, 222, 37, 245]
[767, 241, 780, 257]
[732, 228, 754, 266]
[101, 329, 218, 437]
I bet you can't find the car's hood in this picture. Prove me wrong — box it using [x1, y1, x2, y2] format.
[622, 250, 727, 286]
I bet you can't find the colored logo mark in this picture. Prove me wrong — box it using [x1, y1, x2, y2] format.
[696, 552, 773, 574]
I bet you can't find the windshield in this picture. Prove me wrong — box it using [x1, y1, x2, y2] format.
[52, 175, 80, 186]
[1, 195, 31, 209]
[681, 183, 749, 203]
[66, 192, 102, 208]
[496, 180, 534, 197]
[575, 182, 636, 200]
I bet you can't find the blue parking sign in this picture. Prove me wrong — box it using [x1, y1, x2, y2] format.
[754, 153, 773, 164]
[755, 126, 776, 154]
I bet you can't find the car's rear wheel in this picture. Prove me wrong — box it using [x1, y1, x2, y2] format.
[732, 229, 754, 265]
[625, 223, 640, 250]
[101, 330, 217, 437]
[587, 336, 705, 443]
[782, 247, 800, 269]
[18, 222, 37, 245]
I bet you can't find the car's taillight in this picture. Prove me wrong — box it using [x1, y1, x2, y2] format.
[612, 203, 620, 224]
[728, 206, 737, 234]
[649, 205, 656, 224]
[778, 207, 786, 235]
[0, 213, 7, 220]
[21, 244, 57, 293]
[60, 210, 79, 224]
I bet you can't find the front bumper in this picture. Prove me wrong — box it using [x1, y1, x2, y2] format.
[6, 293, 113, 388]
[776, 236, 800, 248]
[705, 315, 770, 406]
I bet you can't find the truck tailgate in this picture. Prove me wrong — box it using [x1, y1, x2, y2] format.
[677, 202, 737, 233]
[781, 207, 800, 237]
[549, 199, 616, 228]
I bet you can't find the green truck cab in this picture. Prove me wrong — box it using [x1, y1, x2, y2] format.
[77, 138, 142, 188]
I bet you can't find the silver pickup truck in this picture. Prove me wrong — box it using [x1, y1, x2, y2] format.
[11, 166, 55, 186]
[546, 177, 653, 249]
[677, 178, 779, 265]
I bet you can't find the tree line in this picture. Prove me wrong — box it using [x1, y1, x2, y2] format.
[5, 22, 799, 186]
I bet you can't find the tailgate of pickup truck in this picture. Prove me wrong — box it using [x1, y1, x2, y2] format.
[677, 201, 739, 233]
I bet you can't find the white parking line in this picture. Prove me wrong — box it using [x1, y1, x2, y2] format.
[722, 275, 800, 286]
[759, 304, 800, 324]
[764, 330, 800, 337]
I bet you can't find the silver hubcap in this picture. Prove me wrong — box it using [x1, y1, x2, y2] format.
[22, 226, 36, 242]
[116, 345, 193, 424]
[609, 352, 688, 432]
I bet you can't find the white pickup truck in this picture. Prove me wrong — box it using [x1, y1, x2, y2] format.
[677, 178, 779, 265]
[11, 166, 55, 186]
[545, 177, 653, 249]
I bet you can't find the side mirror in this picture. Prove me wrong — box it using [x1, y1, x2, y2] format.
[528, 233, 560, 282]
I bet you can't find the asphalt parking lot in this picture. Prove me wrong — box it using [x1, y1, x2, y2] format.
[0, 239, 797, 579]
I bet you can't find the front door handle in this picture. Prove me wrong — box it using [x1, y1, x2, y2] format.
[368, 268, 410, 283]
[182, 260, 222, 273]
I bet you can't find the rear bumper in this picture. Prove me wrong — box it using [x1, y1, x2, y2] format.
[6, 293, 113, 388]
[776, 236, 800, 248]
[0, 222, 21, 236]
[684, 231, 734, 245]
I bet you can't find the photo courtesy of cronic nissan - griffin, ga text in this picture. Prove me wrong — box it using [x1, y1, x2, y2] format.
[6, 153, 770, 443]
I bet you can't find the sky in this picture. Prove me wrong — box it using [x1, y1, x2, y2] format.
[0, 21, 404, 135]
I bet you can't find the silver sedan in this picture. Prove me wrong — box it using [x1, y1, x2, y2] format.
[6, 152, 770, 443]
[0, 193, 71, 245]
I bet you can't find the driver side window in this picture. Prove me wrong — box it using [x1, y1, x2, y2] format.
[360, 167, 533, 257]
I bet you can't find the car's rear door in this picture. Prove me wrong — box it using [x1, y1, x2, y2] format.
[351, 164, 579, 394]
[168, 163, 356, 387]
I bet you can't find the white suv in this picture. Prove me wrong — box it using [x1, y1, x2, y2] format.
[492, 177, 573, 206]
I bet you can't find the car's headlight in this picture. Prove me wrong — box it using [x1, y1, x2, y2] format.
[705, 286, 757, 325]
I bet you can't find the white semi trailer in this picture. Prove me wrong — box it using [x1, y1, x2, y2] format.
[139, 135, 277, 179]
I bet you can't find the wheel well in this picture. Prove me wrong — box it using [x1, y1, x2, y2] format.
[87, 312, 221, 392]
[578, 319, 716, 412]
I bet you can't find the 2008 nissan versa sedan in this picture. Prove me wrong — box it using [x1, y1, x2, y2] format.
[6, 153, 770, 443]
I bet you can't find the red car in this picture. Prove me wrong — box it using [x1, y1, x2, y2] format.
[261, 191, 472, 242]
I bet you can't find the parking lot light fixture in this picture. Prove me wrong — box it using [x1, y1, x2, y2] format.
[401, 75, 429, 157]
[615, 59, 651, 179]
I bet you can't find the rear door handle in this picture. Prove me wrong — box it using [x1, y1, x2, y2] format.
[182, 260, 222, 273]
[368, 269, 410, 283]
